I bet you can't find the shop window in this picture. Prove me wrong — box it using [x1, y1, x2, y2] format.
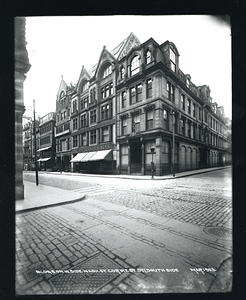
[130, 56, 140, 76]
[146, 110, 153, 130]
[90, 130, 96, 144]
[146, 78, 152, 98]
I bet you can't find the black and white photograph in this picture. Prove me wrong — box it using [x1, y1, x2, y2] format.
[15, 15, 232, 294]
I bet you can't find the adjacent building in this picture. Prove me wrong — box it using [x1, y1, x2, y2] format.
[37, 112, 56, 171]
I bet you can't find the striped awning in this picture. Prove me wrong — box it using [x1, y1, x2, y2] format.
[70, 150, 112, 163]
[37, 157, 51, 162]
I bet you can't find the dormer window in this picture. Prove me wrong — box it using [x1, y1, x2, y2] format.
[102, 64, 112, 79]
[186, 78, 190, 88]
[82, 81, 89, 92]
[170, 48, 176, 72]
[130, 56, 140, 76]
[145, 50, 151, 65]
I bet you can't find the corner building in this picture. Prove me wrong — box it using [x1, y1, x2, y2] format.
[63, 32, 230, 175]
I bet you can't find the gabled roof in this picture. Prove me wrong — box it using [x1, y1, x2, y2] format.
[90, 32, 141, 76]
[76, 65, 92, 91]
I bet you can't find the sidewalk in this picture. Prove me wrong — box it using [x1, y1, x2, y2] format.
[17, 166, 231, 214]
[15, 181, 85, 213]
[30, 165, 231, 180]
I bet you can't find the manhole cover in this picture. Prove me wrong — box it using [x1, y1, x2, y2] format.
[98, 210, 119, 217]
[50, 253, 120, 294]
[204, 227, 232, 239]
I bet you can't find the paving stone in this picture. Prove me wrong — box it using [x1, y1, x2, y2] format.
[47, 243, 56, 251]
[53, 249, 62, 258]
[97, 284, 113, 294]
[47, 253, 56, 262]
[40, 281, 52, 293]
[29, 254, 39, 263]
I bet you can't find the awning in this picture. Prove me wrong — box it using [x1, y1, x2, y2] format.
[70, 153, 87, 163]
[70, 150, 112, 163]
[37, 146, 51, 152]
[88, 149, 112, 161]
[37, 157, 51, 162]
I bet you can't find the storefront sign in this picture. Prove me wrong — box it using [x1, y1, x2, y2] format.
[79, 142, 113, 152]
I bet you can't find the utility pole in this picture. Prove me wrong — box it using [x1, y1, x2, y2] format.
[172, 111, 176, 177]
[33, 100, 39, 185]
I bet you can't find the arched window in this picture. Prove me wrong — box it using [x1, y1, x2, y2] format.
[82, 81, 89, 92]
[130, 56, 140, 76]
[60, 91, 65, 100]
[102, 64, 112, 79]
[145, 50, 151, 64]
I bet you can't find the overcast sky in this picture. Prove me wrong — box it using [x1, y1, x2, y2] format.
[23, 15, 231, 118]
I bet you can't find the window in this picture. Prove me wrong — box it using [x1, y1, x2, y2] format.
[101, 104, 109, 120]
[187, 99, 191, 114]
[73, 118, 78, 130]
[181, 94, 185, 110]
[187, 78, 190, 88]
[187, 121, 191, 138]
[72, 99, 77, 113]
[90, 130, 96, 144]
[73, 135, 78, 148]
[163, 109, 168, 130]
[61, 112, 63, 120]
[204, 110, 208, 123]
[80, 133, 87, 146]
[130, 87, 136, 105]
[90, 109, 96, 124]
[193, 124, 196, 139]
[199, 107, 201, 120]
[122, 91, 126, 108]
[80, 113, 87, 127]
[82, 81, 89, 92]
[192, 103, 196, 117]
[180, 118, 185, 136]
[64, 111, 66, 119]
[145, 50, 151, 64]
[81, 97, 88, 110]
[146, 110, 153, 130]
[147, 79, 152, 98]
[102, 126, 109, 142]
[120, 67, 125, 79]
[90, 88, 96, 102]
[167, 82, 174, 101]
[57, 115, 59, 123]
[130, 56, 140, 76]
[102, 65, 112, 79]
[132, 114, 140, 133]
[170, 48, 176, 72]
[136, 84, 142, 102]
[122, 117, 127, 135]
[101, 82, 113, 99]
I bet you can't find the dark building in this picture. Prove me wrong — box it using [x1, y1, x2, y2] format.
[55, 77, 74, 171]
[37, 112, 56, 171]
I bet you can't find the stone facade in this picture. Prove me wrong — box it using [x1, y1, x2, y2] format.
[15, 17, 31, 199]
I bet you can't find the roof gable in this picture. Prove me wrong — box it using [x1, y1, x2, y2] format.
[76, 66, 91, 92]
[57, 76, 68, 98]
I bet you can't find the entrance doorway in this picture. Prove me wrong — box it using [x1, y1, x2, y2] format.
[130, 141, 142, 174]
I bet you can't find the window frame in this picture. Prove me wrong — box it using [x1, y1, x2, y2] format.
[130, 55, 140, 76]
[146, 78, 152, 98]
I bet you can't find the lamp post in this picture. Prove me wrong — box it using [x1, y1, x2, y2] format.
[33, 100, 39, 185]
[172, 111, 176, 177]
[150, 145, 155, 179]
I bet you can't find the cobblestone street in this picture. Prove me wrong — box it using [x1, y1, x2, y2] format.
[16, 168, 232, 294]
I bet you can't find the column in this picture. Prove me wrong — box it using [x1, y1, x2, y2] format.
[155, 137, 161, 176]
[127, 142, 131, 174]
[141, 139, 145, 175]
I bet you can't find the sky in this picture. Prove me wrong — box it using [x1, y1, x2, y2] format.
[23, 15, 231, 119]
